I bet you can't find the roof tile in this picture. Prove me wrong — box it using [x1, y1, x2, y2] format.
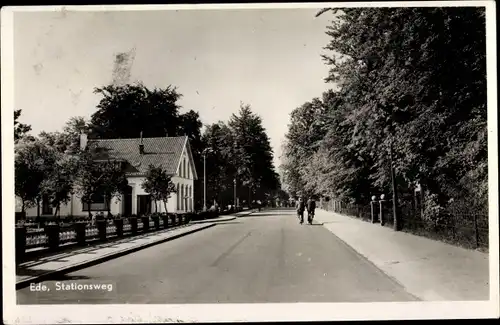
[87, 136, 187, 176]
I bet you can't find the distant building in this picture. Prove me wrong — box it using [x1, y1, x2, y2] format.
[18, 134, 198, 217]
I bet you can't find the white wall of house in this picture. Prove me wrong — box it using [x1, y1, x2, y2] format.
[128, 176, 175, 214]
[173, 147, 196, 213]
[19, 192, 123, 218]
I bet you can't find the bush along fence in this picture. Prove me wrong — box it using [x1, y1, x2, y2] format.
[15, 209, 221, 263]
[320, 197, 488, 251]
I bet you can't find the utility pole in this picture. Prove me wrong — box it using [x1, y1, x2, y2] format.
[203, 153, 207, 211]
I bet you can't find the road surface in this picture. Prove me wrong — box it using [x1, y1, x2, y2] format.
[17, 209, 418, 304]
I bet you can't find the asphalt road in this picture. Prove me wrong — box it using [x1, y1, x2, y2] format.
[17, 209, 418, 304]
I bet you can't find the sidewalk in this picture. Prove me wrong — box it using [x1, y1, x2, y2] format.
[315, 209, 490, 301]
[16, 223, 215, 289]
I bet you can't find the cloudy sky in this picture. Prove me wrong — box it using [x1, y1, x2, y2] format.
[13, 7, 333, 167]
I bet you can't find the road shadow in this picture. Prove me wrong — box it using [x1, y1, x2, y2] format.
[47, 274, 93, 281]
[16, 267, 53, 277]
[241, 212, 296, 219]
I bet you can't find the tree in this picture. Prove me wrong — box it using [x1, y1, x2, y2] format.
[39, 151, 80, 217]
[141, 165, 177, 213]
[281, 6, 487, 231]
[15, 138, 54, 214]
[14, 109, 33, 142]
[320, 7, 487, 215]
[34, 117, 94, 217]
[90, 83, 205, 207]
[201, 122, 237, 206]
[281, 96, 330, 198]
[228, 103, 280, 205]
[99, 161, 129, 216]
[90, 83, 182, 139]
[74, 149, 126, 219]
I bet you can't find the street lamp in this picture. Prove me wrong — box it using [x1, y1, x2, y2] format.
[202, 148, 214, 211]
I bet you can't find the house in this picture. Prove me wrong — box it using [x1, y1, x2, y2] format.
[19, 133, 198, 218]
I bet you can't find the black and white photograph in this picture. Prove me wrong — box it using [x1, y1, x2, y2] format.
[2, 1, 498, 323]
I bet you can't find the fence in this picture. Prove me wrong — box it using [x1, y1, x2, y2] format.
[15, 210, 220, 264]
[320, 199, 489, 250]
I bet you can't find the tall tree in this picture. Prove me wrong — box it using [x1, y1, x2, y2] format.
[142, 165, 177, 213]
[202, 122, 238, 206]
[90, 83, 205, 206]
[228, 103, 279, 204]
[320, 7, 487, 211]
[15, 138, 57, 217]
[14, 109, 33, 142]
[73, 149, 127, 219]
[90, 83, 182, 139]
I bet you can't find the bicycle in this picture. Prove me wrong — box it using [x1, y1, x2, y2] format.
[307, 209, 315, 225]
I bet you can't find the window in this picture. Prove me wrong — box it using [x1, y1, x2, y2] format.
[187, 161, 190, 179]
[137, 195, 152, 216]
[181, 185, 185, 210]
[188, 185, 192, 211]
[82, 191, 110, 211]
[176, 183, 180, 211]
[183, 158, 186, 178]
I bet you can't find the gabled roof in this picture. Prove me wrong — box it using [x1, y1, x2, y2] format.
[87, 136, 192, 177]
[175, 137, 199, 181]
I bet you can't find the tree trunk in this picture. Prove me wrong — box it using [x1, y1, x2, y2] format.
[21, 199, 25, 213]
[163, 200, 168, 214]
[87, 199, 92, 219]
[36, 198, 40, 218]
[106, 195, 111, 216]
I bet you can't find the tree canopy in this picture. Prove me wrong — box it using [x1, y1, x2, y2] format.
[142, 165, 177, 213]
[14, 109, 33, 142]
[282, 7, 487, 217]
[202, 103, 280, 207]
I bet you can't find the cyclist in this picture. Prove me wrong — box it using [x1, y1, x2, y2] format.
[307, 197, 316, 224]
[296, 197, 306, 224]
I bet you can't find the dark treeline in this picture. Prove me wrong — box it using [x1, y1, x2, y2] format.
[281, 7, 487, 228]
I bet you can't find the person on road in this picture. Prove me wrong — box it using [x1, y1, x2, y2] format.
[307, 197, 316, 224]
[296, 197, 306, 224]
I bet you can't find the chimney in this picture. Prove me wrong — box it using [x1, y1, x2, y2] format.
[139, 131, 144, 154]
[80, 131, 88, 150]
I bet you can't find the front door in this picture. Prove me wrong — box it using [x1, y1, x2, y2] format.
[137, 195, 152, 216]
[122, 186, 132, 216]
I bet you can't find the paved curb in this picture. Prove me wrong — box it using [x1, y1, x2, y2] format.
[187, 209, 255, 224]
[191, 216, 237, 224]
[233, 210, 258, 217]
[16, 223, 215, 290]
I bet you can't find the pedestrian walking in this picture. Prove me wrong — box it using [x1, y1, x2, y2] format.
[307, 197, 316, 224]
[296, 197, 306, 224]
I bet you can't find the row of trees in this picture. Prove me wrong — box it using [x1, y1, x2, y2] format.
[281, 7, 487, 225]
[15, 112, 129, 219]
[15, 81, 283, 217]
[201, 103, 285, 208]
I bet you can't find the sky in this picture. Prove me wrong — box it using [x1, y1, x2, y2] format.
[13, 8, 333, 168]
